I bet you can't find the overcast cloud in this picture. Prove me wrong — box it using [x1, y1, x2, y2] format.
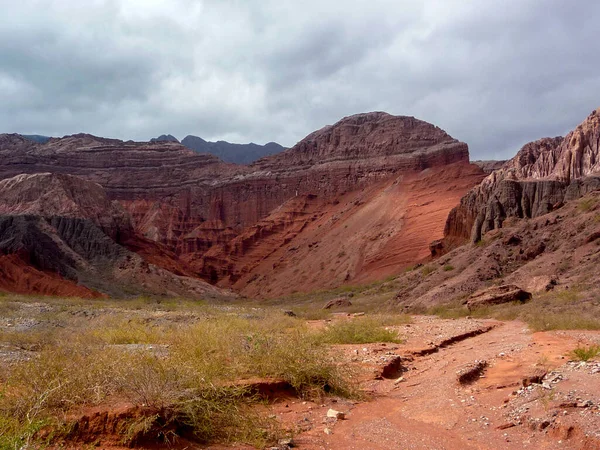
[1, 0, 599, 159]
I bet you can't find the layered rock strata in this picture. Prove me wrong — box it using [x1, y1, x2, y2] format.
[445, 108, 600, 244]
[0, 112, 484, 296]
[0, 173, 230, 299]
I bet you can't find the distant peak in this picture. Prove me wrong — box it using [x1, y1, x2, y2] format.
[150, 134, 179, 143]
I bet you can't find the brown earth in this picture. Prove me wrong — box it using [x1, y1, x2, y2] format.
[391, 189, 600, 310]
[286, 316, 600, 450]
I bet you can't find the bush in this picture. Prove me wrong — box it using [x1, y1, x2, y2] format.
[421, 266, 435, 276]
[316, 317, 403, 345]
[572, 345, 600, 361]
[0, 309, 356, 447]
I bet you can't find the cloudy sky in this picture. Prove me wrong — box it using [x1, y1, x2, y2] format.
[1, 0, 599, 159]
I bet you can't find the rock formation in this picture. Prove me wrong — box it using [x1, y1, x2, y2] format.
[0, 112, 485, 297]
[472, 160, 507, 174]
[465, 285, 532, 310]
[0, 173, 230, 299]
[444, 108, 600, 245]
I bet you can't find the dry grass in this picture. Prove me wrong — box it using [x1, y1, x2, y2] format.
[571, 345, 600, 361]
[316, 316, 404, 345]
[0, 301, 358, 448]
[578, 197, 599, 213]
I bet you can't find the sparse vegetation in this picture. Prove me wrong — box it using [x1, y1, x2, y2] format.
[428, 285, 600, 331]
[578, 197, 598, 213]
[443, 264, 455, 271]
[571, 345, 600, 361]
[421, 265, 435, 276]
[0, 300, 358, 448]
[316, 316, 404, 344]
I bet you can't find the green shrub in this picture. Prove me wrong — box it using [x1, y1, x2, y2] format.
[571, 345, 600, 361]
[316, 317, 402, 345]
[421, 266, 435, 276]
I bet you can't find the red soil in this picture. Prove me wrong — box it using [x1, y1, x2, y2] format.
[201, 162, 485, 297]
[0, 254, 103, 298]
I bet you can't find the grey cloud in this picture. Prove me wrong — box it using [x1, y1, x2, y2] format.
[1, 0, 599, 159]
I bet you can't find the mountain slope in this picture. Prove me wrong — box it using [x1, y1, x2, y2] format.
[181, 135, 285, 164]
[0, 112, 485, 297]
[444, 108, 600, 246]
[384, 107, 600, 311]
[0, 173, 232, 299]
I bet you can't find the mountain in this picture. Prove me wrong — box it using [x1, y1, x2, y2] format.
[0, 112, 485, 297]
[0, 172, 232, 299]
[181, 135, 285, 164]
[363, 107, 600, 312]
[150, 134, 179, 143]
[22, 134, 52, 144]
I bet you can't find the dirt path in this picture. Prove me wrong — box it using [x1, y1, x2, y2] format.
[282, 318, 600, 450]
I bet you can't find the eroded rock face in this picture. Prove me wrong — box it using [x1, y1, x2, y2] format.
[0, 173, 231, 299]
[444, 108, 600, 244]
[0, 112, 483, 296]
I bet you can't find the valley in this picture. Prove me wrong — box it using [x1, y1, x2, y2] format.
[0, 107, 599, 449]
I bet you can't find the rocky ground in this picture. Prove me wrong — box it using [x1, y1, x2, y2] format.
[278, 318, 600, 450]
[1, 300, 599, 450]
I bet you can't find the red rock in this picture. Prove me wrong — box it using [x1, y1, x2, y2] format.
[323, 298, 353, 309]
[0, 173, 231, 299]
[465, 285, 532, 310]
[0, 112, 485, 297]
[444, 108, 600, 246]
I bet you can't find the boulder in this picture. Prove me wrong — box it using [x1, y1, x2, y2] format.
[323, 297, 353, 309]
[465, 285, 532, 310]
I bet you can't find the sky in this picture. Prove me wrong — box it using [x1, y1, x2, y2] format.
[1, 0, 599, 160]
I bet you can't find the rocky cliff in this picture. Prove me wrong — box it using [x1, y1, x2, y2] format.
[0, 173, 231, 299]
[0, 112, 484, 297]
[444, 108, 600, 244]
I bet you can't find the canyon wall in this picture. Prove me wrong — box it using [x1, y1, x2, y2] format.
[444, 108, 600, 245]
[0, 112, 485, 296]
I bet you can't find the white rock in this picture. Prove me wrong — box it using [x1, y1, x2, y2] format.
[327, 409, 345, 419]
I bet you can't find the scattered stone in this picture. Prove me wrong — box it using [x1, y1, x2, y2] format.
[522, 241, 546, 260]
[324, 427, 333, 435]
[326, 409, 345, 420]
[393, 376, 405, 385]
[283, 310, 297, 317]
[502, 234, 522, 246]
[457, 360, 488, 385]
[522, 368, 547, 387]
[278, 437, 295, 447]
